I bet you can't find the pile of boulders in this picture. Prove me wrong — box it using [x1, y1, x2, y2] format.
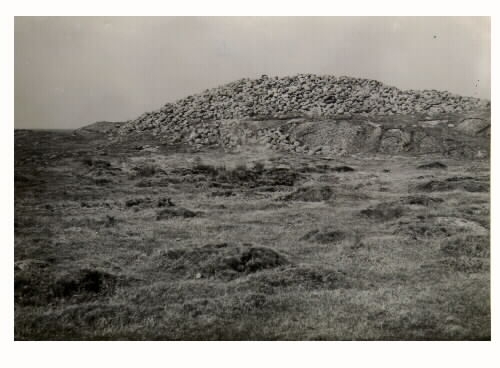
[257, 127, 310, 154]
[115, 74, 490, 158]
[119, 74, 489, 138]
[183, 119, 315, 153]
[184, 120, 256, 150]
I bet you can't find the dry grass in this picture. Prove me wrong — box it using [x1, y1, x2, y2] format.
[14, 130, 490, 340]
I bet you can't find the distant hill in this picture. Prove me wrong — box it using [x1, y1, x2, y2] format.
[76, 121, 124, 134]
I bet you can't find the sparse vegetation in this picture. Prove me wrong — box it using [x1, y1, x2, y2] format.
[14, 126, 490, 340]
[282, 185, 334, 202]
[131, 163, 161, 178]
[253, 161, 265, 173]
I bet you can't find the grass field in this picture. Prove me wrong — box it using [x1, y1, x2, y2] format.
[14, 129, 490, 340]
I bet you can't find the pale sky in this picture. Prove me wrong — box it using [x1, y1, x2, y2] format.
[14, 16, 490, 129]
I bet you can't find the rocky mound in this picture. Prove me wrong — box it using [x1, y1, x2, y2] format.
[115, 74, 490, 158]
[120, 74, 488, 134]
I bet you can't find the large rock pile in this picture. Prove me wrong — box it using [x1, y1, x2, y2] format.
[119, 74, 488, 137]
[116, 74, 490, 158]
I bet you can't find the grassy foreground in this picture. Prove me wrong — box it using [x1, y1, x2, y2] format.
[14, 129, 490, 340]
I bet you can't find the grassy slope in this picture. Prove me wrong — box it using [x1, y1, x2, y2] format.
[14, 130, 490, 340]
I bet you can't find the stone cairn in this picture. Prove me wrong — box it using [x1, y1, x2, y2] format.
[119, 74, 489, 153]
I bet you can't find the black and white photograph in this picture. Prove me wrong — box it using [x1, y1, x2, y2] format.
[10, 14, 492, 343]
